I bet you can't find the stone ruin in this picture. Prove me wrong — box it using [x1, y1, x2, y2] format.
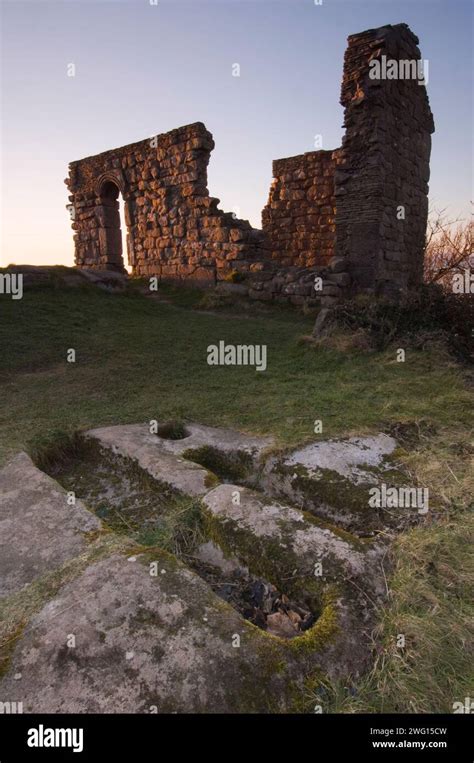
[66, 23, 434, 307]
[0, 421, 418, 712]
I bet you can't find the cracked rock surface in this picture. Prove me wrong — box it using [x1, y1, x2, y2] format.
[0, 423, 407, 712]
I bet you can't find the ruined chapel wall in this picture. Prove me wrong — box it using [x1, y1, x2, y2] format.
[66, 122, 265, 283]
[67, 23, 434, 303]
[262, 150, 336, 268]
[335, 24, 434, 296]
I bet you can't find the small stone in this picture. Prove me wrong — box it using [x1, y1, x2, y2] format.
[266, 612, 299, 639]
[329, 257, 347, 273]
[287, 610, 303, 627]
[312, 307, 334, 338]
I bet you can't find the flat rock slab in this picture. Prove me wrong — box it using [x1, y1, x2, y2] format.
[0, 552, 288, 713]
[284, 434, 397, 484]
[0, 453, 101, 598]
[202, 484, 380, 586]
[78, 269, 128, 291]
[86, 422, 274, 495]
[92, 422, 273, 458]
[0, 265, 127, 290]
[86, 425, 213, 497]
[153, 421, 274, 458]
[260, 434, 416, 535]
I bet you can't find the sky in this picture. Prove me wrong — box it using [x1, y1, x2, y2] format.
[0, 0, 472, 267]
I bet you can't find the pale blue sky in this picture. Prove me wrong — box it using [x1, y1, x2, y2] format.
[1, 0, 472, 266]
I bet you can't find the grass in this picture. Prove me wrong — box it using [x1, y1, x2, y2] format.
[0, 282, 472, 464]
[0, 278, 473, 712]
[319, 514, 474, 713]
[134, 498, 206, 558]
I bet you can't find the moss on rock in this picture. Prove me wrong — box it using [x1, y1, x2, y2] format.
[182, 445, 253, 482]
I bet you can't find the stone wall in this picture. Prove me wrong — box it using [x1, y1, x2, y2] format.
[335, 24, 434, 296]
[66, 122, 266, 285]
[261, 150, 336, 268]
[67, 23, 434, 304]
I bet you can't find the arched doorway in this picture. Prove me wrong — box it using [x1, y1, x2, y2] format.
[97, 179, 131, 273]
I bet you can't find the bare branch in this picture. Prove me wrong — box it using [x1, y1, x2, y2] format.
[423, 203, 473, 288]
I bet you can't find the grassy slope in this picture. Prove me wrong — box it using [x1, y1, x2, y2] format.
[0, 283, 472, 712]
[0, 284, 471, 461]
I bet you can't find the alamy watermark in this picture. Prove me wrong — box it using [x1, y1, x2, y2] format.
[368, 483, 429, 515]
[452, 269, 473, 294]
[207, 341, 267, 371]
[27, 724, 84, 753]
[369, 55, 429, 85]
[0, 700, 23, 713]
[452, 697, 473, 713]
[0, 273, 23, 300]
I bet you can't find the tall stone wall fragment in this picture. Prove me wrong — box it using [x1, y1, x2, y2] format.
[334, 23, 434, 296]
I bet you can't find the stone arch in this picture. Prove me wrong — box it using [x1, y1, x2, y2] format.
[95, 170, 126, 198]
[95, 177, 129, 272]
